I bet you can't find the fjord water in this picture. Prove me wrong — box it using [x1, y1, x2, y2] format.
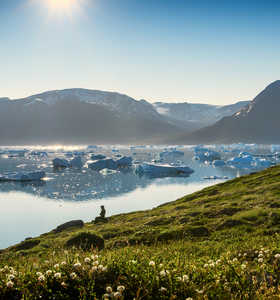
[0, 145, 269, 249]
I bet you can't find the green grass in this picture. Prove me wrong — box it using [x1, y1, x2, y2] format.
[2, 165, 280, 299]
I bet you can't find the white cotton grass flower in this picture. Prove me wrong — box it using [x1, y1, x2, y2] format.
[149, 261, 155, 267]
[114, 292, 122, 299]
[106, 286, 113, 293]
[8, 274, 15, 281]
[70, 272, 77, 279]
[61, 281, 67, 287]
[275, 253, 280, 259]
[160, 287, 167, 293]
[54, 272, 62, 279]
[61, 261, 67, 266]
[160, 270, 167, 277]
[46, 270, 52, 276]
[258, 258, 264, 263]
[102, 266, 107, 272]
[91, 266, 98, 272]
[130, 260, 137, 264]
[186, 298, 193, 300]
[84, 257, 91, 263]
[92, 260, 99, 266]
[117, 285, 125, 293]
[54, 264, 60, 269]
[6, 281, 14, 288]
[182, 275, 189, 282]
[38, 275, 45, 282]
[36, 272, 43, 277]
[74, 262, 82, 269]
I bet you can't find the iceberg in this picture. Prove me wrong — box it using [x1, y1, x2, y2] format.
[135, 163, 194, 178]
[253, 158, 273, 168]
[212, 160, 226, 167]
[53, 158, 70, 168]
[116, 156, 133, 167]
[226, 155, 254, 169]
[69, 156, 83, 168]
[88, 158, 117, 171]
[91, 154, 106, 160]
[0, 171, 46, 182]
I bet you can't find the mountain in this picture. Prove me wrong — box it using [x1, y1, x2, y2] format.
[170, 80, 280, 144]
[153, 100, 250, 129]
[0, 89, 190, 145]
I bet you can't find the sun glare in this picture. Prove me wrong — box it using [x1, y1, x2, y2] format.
[40, 0, 84, 17]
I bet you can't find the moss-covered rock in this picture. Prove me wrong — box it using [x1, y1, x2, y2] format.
[11, 239, 40, 251]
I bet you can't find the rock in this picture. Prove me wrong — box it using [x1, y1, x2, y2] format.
[93, 216, 108, 224]
[53, 220, 84, 233]
[11, 239, 40, 251]
[65, 232, 104, 250]
[0, 171, 46, 182]
[53, 158, 70, 168]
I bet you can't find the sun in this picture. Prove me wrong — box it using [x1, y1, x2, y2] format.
[41, 0, 83, 17]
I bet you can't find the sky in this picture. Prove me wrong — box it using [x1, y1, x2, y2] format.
[0, 0, 279, 105]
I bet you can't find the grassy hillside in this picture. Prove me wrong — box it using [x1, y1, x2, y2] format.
[2, 166, 280, 299]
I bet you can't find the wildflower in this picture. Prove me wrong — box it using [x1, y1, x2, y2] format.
[186, 298, 193, 300]
[114, 292, 122, 299]
[204, 263, 208, 268]
[196, 289, 204, 294]
[61, 261, 67, 266]
[159, 263, 163, 268]
[84, 257, 91, 263]
[232, 258, 238, 262]
[36, 272, 43, 277]
[160, 287, 167, 293]
[45, 260, 50, 264]
[38, 275, 45, 282]
[91, 266, 98, 272]
[102, 266, 107, 272]
[70, 272, 77, 279]
[182, 275, 189, 282]
[258, 253, 263, 258]
[117, 285, 125, 293]
[103, 294, 110, 300]
[258, 258, 264, 263]
[177, 276, 182, 281]
[91, 254, 99, 260]
[130, 260, 137, 264]
[46, 270, 52, 276]
[61, 282, 67, 288]
[106, 286, 113, 293]
[54, 272, 61, 279]
[8, 274, 15, 281]
[160, 270, 166, 277]
[149, 261, 155, 267]
[74, 262, 82, 269]
[6, 281, 14, 288]
[92, 260, 99, 266]
[98, 264, 104, 270]
[275, 253, 280, 259]
[241, 264, 247, 270]
[54, 264, 60, 269]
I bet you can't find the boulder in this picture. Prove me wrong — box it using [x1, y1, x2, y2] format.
[53, 220, 84, 233]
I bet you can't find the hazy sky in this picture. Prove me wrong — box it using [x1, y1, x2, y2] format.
[0, 0, 279, 104]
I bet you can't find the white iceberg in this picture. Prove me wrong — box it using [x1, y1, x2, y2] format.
[0, 171, 46, 182]
[53, 158, 70, 168]
[135, 163, 194, 178]
[226, 155, 254, 169]
[212, 160, 226, 167]
[159, 150, 184, 159]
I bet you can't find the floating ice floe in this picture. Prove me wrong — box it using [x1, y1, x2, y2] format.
[226, 155, 254, 169]
[53, 158, 70, 168]
[135, 163, 194, 178]
[253, 158, 273, 168]
[212, 160, 226, 167]
[30, 151, 48, 157]
[193, 147, 221, 162]
[99, 168, 119, 176]
[69, 156, 83, 168]
[203, 175, 228, 180]
[8, 150, 27, 158]
[0, 171, 46, 182]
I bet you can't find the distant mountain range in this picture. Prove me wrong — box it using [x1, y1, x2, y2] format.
[169, 80, 280, 144]
[0, 87, 252, 145]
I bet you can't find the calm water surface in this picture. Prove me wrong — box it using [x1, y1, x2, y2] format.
[0, 145, 274, 248]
